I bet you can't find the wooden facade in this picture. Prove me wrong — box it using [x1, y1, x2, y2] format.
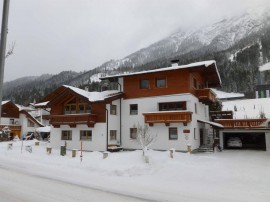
[46, 86, 123, 127]
[1, 101, 19, 118]
[214, 119, 268, 129]
[122, 66, 219, 105]
[196, 88, 216, 104]
[50, 114, 97, 128]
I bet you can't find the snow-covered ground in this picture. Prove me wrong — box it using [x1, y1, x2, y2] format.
[0, 140, 270, 202]
[222, 97, 270, 119]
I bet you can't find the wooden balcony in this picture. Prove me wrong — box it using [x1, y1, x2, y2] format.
[143, 111, 192, 126]
[196, 88, 216, 104]
[214, 119, 268, 129]
[210, 111, 233, 121]
[50, 113, 97, 128]
[0, 125, 21, 131]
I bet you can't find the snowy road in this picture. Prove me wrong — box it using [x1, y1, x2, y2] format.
[0, 167, 148, 202]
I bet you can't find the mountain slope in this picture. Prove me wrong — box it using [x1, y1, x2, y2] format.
[3, 6, 270, 104]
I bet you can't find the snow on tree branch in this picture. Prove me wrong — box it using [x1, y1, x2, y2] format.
[5, 41, 15, 59]
[134, 123, 157, 157]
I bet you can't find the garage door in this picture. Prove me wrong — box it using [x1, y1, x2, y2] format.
[223, 132, 266, 150]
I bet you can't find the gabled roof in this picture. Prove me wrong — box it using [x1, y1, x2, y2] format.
[1, 100, 43, 127]
[100, 60, 221, 87]
[37, 85, 124, 107]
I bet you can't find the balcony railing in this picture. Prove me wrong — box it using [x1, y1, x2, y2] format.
[143, 111, 192, 126]
[196, 88, 216, 104]
[214, 119, 268, 129]
[50, 113, 97, 128]
[0, 125, 21, 131]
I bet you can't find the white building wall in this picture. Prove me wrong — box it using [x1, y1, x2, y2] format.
[50, 123, 107, 151]
[266, 132, 270, 150]
[0, 117, 20, 125]
[121, 93, 209, 151]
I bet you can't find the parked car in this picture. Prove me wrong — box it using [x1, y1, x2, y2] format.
[227, 137, 242, 148]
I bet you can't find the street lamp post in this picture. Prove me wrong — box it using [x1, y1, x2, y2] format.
[0, 0, 10, 124]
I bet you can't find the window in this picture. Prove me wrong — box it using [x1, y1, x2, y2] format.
[130, 128, 137, 139]
[80, 130, 92, 141]
[61, 130, 72, 140]
[156, 78, 166, 88]
[169, 127, 178, 140]
[64, 99, 91, 114]
[159, 102, 186, 111]
[86, 104, 91, 113]
[27, 119, 35, 127]
[78, 104, 85, 113]
[110, 130, 117, 141]
[110, 104, 117, 115]
[130, 104, 138, 115]
[9, 119, 14, 124]
[140, 79, 149, 89]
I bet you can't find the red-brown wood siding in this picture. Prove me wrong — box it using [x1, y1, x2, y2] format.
[123, 69, 191, 99]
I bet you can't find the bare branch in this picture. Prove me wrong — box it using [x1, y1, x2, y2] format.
[5, 41, 15, 59]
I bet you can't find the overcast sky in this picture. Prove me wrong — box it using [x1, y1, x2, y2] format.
[1, 0, 270, 81]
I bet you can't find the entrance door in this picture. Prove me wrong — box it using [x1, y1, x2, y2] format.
[200, 129, 204, 145]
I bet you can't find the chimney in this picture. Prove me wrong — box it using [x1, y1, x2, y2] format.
[171, 59, 179, 67]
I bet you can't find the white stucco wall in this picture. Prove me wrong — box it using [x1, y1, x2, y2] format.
[50, 123, 107, 151]
[121, 93, 209, 151]
[266, 132, 270, 151]
[0, 117, 20, 125]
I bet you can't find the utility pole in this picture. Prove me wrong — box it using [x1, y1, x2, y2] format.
[0, 0, 10, 123]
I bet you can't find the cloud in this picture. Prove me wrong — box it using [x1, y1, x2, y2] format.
[1, 0, 270, 81]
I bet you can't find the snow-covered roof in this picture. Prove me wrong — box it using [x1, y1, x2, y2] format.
[36, 126, 51, 133]
[1, 100, 10, 105]
[198, 119, 224, 128]
[212, 89, 244, 100]
[259, 62, 270, 72]
[100, 60, 221, 86]
[33, 101, 49, 107]
[63, 85, 121, 102]
[222, 98, 270, 119]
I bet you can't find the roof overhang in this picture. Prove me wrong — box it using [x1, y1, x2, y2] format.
[198, 119, 224, 129]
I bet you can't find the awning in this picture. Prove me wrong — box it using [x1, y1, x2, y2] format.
[198, 119, 224, 129]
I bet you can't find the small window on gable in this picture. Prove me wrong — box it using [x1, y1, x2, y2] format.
[86, 104, 91, 113]
[140, 79, 149, 89]
[156, 78, 166, 88]
[130, 104, 138, 115]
